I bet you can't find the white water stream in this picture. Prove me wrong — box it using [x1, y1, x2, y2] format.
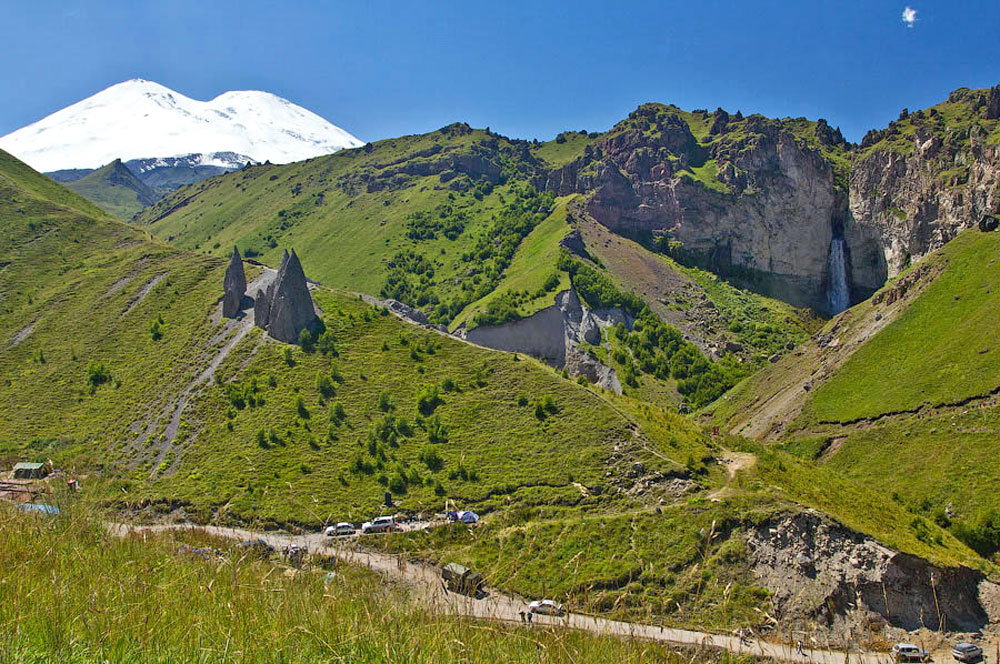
[827, 237, 850, 314]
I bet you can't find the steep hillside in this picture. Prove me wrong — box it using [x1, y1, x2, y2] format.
[3, 148, 990, 639]
[136, 119, 823, 408]
[63, 159, 165, 219]
[712, 227, 1000, 433]
[709, 224, 1000, 561]
[0, 144, 706, 524]
[851, 85, 1000, 278]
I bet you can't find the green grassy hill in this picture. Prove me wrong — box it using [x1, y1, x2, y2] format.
[0, 147, 711, 526]
[64, 158, 164, 220]
[709, 226, 1000, 559]
[2, 148, 983, 636]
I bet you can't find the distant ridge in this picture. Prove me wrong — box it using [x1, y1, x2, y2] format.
[64, 159, 165, 219]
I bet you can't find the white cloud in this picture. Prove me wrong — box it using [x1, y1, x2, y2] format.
[902, 6, 918, 28]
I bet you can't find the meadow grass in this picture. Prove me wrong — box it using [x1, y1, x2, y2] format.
[0, 501, 761, 664]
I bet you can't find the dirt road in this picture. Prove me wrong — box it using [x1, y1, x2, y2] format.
[114, 522, 891, 664]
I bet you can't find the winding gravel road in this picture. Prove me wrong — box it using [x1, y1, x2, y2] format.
[113, 522, 891, 664]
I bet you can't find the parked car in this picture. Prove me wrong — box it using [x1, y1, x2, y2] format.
[893, 644, 930, 663]
[238, 538, 275, 557]
[361, 515, 396, 534]
[325, 522, 356, 537]
[528, 599, 565, 616]
[953, 643, 983, 662]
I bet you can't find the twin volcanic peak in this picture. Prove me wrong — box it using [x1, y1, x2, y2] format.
[0, 78, 363, 172]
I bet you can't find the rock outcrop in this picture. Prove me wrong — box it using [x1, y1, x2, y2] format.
[538, 105, 885, 312]
[538, 87, 1000, 314]
[253, 249, 320, 344]
[850, 90, 1000, 280]
[461, 289, 625, 393]
[222, 246, 247, 318]
[747, 512, 1000, 639]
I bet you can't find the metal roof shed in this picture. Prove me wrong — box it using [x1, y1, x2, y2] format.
[12, 462, 47, 479]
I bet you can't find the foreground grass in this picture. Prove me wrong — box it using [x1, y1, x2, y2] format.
[0, 502, 755, 664]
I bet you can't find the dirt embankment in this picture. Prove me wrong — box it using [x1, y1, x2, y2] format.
[462, 289, 625, 393]
[748, 512, 1000, 642]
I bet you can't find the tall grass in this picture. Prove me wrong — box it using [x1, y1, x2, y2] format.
[0, 502, 755, 663]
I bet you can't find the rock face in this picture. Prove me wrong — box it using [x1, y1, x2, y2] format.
[462, 289, 625, 393]
[253, 249, 319, 343]
[539, 88, 1000, 314]
[539, 106, 884, 312]
[747, 512, 1000, 639]
[222, 246, 247, 318]
[851, 103, 1000, 279]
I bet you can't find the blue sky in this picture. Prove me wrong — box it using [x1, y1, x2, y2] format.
[2, 0, 998, 143]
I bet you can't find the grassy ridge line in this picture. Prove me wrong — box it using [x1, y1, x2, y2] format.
[139, 128, 511, 296]
[1, 503, 740, 664]
[0, 149, 112, 220]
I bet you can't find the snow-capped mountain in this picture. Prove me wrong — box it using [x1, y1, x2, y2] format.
[0, 79, 364, 172]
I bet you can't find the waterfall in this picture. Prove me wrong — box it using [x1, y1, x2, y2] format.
[827, 237, 850, 314]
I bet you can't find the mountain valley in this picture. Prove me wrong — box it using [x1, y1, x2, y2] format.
[4, 77, 1000, 661]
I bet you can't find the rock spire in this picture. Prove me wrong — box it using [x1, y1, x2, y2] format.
[222, 246, 247, 317]
[254, 249, 319, 343]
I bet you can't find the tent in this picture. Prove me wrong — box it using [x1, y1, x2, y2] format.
[457, 510, 479, 524]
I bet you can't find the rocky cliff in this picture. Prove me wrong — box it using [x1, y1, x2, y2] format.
[222, 246, 247, 318]
[539, 85, 1000, 315]
[850, 85, 1000, 280]
[462, 289, 624, 393]
[540, 105, 882, 313]
[748, 512, 1000, 639]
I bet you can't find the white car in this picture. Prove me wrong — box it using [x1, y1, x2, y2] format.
[953, 643, 983, 662]
[324, 522, 355, 537]
[361, 516, 396, 534]
[893, 644, 929, 663]
[528, 599, 565, 616]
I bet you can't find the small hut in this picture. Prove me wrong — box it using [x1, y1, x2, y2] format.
[12, 462, 47, 480]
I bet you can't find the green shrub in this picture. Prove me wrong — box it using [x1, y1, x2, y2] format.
[416, 385, 442, 415]
[419, 445, 444, 471]
[316, 330, 337, 356]
[316, 372, 335, 398]
[298, 329, 315, 352]
[426, 414, 448, 444]
[85, 361, 112, 394]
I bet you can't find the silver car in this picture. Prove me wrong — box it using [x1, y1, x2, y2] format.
[953, 643, 983, 662]
[528, 599, 565, 616]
